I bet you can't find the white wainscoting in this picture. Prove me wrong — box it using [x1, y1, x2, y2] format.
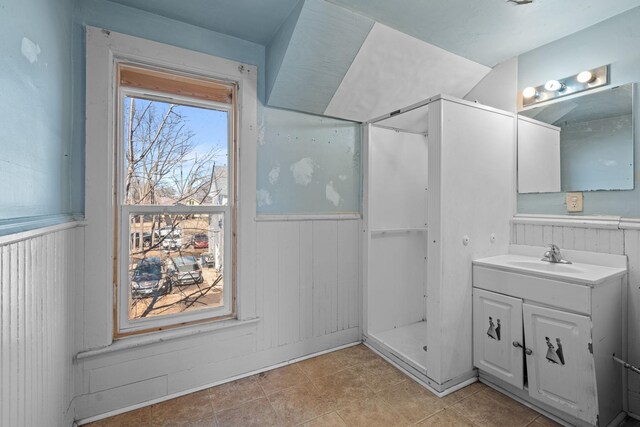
[0, 221, 84, 427]
[511, 215, 640, 415]
[75, 218, 362, 422]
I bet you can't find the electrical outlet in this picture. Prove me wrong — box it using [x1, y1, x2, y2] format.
[566, 192, 583, 212]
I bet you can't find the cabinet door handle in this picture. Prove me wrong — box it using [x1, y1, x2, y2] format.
[525, 348, 533, 356]
[512, 341, 523, 349]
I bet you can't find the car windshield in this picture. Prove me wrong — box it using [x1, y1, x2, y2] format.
[134, 262, 161, 277]
[178, 264, 199, 272]
[172, 256, 198, 272]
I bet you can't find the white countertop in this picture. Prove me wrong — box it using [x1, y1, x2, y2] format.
[473, 245, 627, 286]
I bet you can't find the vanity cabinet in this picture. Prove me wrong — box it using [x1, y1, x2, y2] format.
[523, 304, 597, 419]
[474, 289, 597, 423]
[472, 247, 627, 427]
[473, 289, 523, 389]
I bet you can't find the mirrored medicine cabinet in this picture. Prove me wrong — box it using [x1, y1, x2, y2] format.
[517, 83, 634, 194]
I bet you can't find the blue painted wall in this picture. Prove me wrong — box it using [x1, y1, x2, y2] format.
[517, 6, 640, 217]
[0, 0, 74, 221]
[73, 0, 361, 216]
[257, 108, 360, 214]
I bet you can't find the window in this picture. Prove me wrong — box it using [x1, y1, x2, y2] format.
[85, 28, 257, 343]
[116, 64, 236, 335]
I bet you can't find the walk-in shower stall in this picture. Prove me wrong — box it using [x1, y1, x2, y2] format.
[363, 95, 516, 394]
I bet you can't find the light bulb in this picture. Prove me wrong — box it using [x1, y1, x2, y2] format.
[522, 87, 537, 99]
[544, 80, 564, 91]
[577, 70, 594, 83]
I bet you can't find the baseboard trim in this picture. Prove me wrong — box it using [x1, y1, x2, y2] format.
[362, 340, 477, 398]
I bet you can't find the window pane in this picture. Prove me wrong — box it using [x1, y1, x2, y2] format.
[123, 96, 229, 206]
[127, 213, 225, 320]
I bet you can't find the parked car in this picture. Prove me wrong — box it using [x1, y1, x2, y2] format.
[161, 232, 182, 251]
[129, 231, 152, 248]
[199, 252, 215, 269]
[159, 225, 182, 237]
[166, 256, 203, 285]
[130, 257, 171, 298]
[190, 233, 209, 249]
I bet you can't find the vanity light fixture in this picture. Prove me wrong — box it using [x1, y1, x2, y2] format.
[522, 86, 537, 99]
[522, 65, 609, 107]
[544, 80, 564, 92]
[577, 70, 595, 83]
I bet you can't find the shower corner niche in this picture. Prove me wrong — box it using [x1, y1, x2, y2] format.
[362, 95, 516, 394]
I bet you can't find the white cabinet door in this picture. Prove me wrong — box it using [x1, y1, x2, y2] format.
[473, 289, 524, 389]
[523, 303, 597, 425]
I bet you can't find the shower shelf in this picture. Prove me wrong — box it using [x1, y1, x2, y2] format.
[370, 227, 427, 235]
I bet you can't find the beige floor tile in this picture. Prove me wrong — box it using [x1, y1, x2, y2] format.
[450, 390, 537, 427]
[530, 415, 564, 427]
[439, 381, 487, 407]
[480, 388, 539, 421]
[299, 412, 347, 427]
[311, 368, 375, 408]
[332, 344, 381, 366]
[207, 375, 264, 412]
[376, 380, 446, 424]
[337, 396, 412, 427]
[85, 406, 152, 427]
[215, 397, 282, 427]
[151, 390, 215, 426]
[349, 357, 407, 393]
[415, 409, 475, 426]
[297, 352, 353, 380]
[267, 383, 335, 426]
[188, 418, 218, 427]
[258, 364, 310, 395]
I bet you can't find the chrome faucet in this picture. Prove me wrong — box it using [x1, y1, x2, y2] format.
[542, 244, 572, 264]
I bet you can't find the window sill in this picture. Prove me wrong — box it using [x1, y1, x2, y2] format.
[75, 317, 260, 361]
[255, 213, 361, 221]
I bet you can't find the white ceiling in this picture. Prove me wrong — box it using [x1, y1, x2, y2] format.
[327, 0, 640, 66]
[324, 24, 490, 122]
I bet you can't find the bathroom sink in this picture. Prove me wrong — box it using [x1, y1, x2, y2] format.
[504, 260, 585, 275]
[473, 248, 627, 286]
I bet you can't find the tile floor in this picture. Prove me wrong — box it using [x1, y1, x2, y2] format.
[86, 344, 578, 427]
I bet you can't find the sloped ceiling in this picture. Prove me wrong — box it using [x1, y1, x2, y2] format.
[324, 23, 490, 122]
[266, 0, 374, 115]
[106, 0, 640, 122]
[266, 0, 490, 122]
[106, 0, 302, 45]
[327, 0, 640, 67]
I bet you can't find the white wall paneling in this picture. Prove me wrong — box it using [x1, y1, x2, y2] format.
[76, 218, 361, 421]
[0, 221, 83, 427]
[511, 215, 640, 415]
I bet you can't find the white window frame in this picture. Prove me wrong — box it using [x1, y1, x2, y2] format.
[117, 85, 235, 333]
[85, 27, 257, 341]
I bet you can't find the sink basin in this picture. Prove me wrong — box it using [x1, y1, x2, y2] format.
[473, 251, 627, 285]
[505, 260, 585, 275]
